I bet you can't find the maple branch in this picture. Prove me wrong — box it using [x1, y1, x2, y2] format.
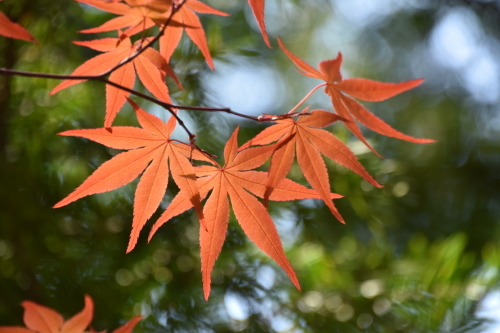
[177, 105, 311, 122]
[0, 0, 303, 129]
[0, 67, 189, 126]
[175, 105, 264, 121]
[0, 67, 302, 134]
[3, 66, 228, 160]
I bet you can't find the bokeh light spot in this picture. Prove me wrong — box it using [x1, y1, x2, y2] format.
[115, 269, 134, 286]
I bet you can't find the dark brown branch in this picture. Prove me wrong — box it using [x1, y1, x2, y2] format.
[0, 67, 197, 139]
[0, 67, 305, 125]
[174, 105, 261, 121]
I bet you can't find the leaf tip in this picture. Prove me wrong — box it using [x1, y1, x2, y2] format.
[126, 97, 140, 112]
[207, 60, 215, 71]
[147, 231, 154, 243]
[147, 222, 161, 243]
[49, 86, 61, 96]
[420, 138, 436, 143]
[20, 300, 33, 308]
[294, 280, 301, 292]
[264, 38, 272, 48]
[52, 201, 64, 209]
[125, 243, 135, 254]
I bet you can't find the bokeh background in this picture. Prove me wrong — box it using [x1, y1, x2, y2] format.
[2, 0, 500, 332]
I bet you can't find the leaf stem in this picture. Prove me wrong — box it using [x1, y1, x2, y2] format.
[288, 83, 327, 114]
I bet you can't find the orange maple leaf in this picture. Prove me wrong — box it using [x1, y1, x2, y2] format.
[0, 295, 142, 333]
[148, 127, 343, 300]
[0, 10, 37, 43]
[50, 36, 181, 128]
[278, 38, 435, 157]
[53, 99, 210, 253]
[76, 0, 173, 38]
[159, 0, 229, 69]
[239, 109, 381, 221]
[247, 0, 269, 47]
[0, 295, 93, 333]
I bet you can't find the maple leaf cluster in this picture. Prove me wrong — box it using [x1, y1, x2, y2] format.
[0, 295, 141, 333]
[0, 0, 435, 300]
[49, 0, 229, 127]
[52, 75, 433, 300]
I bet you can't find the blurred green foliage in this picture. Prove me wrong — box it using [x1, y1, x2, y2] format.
[1, 0, 500, 332]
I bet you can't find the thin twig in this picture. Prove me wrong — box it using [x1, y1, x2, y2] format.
[287, 83, 327, 114]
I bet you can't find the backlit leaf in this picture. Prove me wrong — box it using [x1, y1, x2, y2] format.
[278, 38, 435, 156]
[150, 127, 343, 299]
[0, 11, 37, 42]
[53, 100, 207, 253]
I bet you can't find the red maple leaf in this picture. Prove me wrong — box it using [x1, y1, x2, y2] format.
[247, 0, 269, 47]
[159, 0, 229, 69]
[53, 99, 211, 253]
[0, 295, 142, 333]
[278, 38, 435, 157]
[50, 36, 181, 127]
[148, 127, 343, 299]
[239, 109, 382, 220]
[0, 9, 37, 43]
